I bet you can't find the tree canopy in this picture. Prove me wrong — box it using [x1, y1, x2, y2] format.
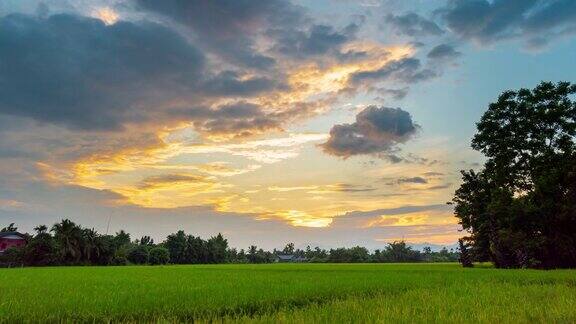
[453, 81, 576, 268]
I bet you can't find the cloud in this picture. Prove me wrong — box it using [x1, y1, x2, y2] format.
[137, 174, 214, 190]
[349, 57, 437, 88]
[425, 183, 453, 190]
[172, 102, 285, 138]
[0, 13, 205, 131]
[333, 183, 376, 193]
[0, 12, 318, 139]
[438, 0, 576, 49]
[331, 204, 453, 227]
[320, 106, 419, 158]
[396, 176, 428, 184]
[200, 71, 286, 97]
[384, 12, 444, 37]
[306, 183, 376, 194]
[427, 43, 462, 60]
[271, 23, 358, 58]
[375, 87, 409, 101]
[135, 0, 305, 69]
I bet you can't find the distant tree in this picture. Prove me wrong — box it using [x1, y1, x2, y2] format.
[246, 245, 273, 263]
[185, 235, 206, 263]
[24, 225, 57, 266]
[110, 256, 128, 266]
[81, 228, 99, 263]
[1, 223, 17, 232]
[34, 225, 48, 234]
[113, 230, 131, 249]
[0, 246, 25, 267]
[328, 246, 370, 263]
[165, 230, 187, 264]
[127, 245, 149, 264]
[282, 242, 295, 254]
[422, 247, 432, 262]
[453, 81, 576, 268]
[149, 247, 170, 265]
[383, 241, 421, 262]
[207, 233, 228, 263]
[93, 235, 116, 265]
[137, 236, 154, 246]
[51, 219, 83, 264]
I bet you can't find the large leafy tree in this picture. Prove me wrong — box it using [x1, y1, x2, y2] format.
[453, 81, 576, 268]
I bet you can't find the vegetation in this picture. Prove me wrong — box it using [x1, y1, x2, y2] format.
[0, 221, 458, 267]
[453, 81, 576, 269]
[0, 263, 574, 322]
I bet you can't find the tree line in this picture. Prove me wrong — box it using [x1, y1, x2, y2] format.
[0, 221, 458, 267]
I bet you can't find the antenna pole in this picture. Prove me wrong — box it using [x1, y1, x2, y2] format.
[106, 213, 112, 235]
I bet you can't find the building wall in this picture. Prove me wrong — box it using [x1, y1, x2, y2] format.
[0, 238, 26, 252]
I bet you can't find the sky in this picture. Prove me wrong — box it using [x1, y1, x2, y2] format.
[0, 0, 575, 250]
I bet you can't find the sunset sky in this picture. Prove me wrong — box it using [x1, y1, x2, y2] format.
[1, 0, 575, 249]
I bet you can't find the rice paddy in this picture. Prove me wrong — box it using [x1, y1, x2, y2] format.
[1, 263, 575, 323]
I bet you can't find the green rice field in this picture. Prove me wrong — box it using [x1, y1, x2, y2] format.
[1, 263, 575, 323]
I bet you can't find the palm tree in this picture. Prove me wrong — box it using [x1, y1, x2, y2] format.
[82, 228, 99, 263]
[51, 219, 83, 264]
[34, 225, 48, 235]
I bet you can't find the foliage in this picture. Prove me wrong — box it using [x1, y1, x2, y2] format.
[453, 81, 576, 268]
[1, 221, 458, 267]
[329, 246, 370, 263]
[110, 256, 128, 266]
[127, 245, 149, 265]
[1, 223, 18, 232]
[149, 247, 170, 265]
[247, 245, 275, 263]
[373, 241, 421, 262]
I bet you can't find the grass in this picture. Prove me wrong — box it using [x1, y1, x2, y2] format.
[0, 263, 575, 323]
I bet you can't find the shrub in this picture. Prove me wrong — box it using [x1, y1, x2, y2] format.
[0, 247, 25, 267]
[149, 247, 170, 265]
[110, 256, 128, 266]
[127, 245, 149, 264]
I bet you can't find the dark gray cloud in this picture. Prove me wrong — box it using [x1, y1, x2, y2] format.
[201, 71, 287, 97]
[344, 204, 450, 218]
[384, 176, 429, 185]
[384, 12, 444, 37]
[0, 13, 295, 136]
[335, 183, 376, 193]
[135, 0, 306, 69]
[426, 183, 453, 190]
[321, 106, 419, 158]
[171, 102, 285, 137]
[427, 43, 462, 60]
[523, 0, 576, 33]
[375, 88, 409, 101]
[271, 23, 358, 58]
[397, 177, 428, 184]
[438, 0, 576, 48]
[349, 58, 437, 87]
[0, 13, 205, 131]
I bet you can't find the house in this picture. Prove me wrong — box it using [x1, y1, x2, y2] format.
[0, 232, 27, 253]
[276, 254, 307, 263]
